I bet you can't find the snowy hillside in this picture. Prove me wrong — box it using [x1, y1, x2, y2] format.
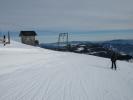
[0, 41, 133, 100]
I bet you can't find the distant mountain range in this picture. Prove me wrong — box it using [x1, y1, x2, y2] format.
[102, 39, 133, 45]
[101, 39, 133, 56]
[40, 39, 133, 60]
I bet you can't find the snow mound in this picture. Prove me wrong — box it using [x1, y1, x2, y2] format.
[0, 40, 45, 52]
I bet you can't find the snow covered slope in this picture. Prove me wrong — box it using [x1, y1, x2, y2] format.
[0, 41, 133, 100]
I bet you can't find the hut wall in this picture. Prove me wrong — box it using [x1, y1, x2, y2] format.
[21, 36, 36, 45]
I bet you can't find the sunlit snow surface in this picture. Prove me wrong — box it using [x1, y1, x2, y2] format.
[0, 41, 133, 100]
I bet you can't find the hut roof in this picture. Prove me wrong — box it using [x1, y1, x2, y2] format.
[19, 31, 37, 36]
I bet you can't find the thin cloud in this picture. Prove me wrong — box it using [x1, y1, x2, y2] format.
[0, 0, 133, 31]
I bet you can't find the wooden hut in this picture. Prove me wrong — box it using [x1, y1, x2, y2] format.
[19, 31, 38, 46]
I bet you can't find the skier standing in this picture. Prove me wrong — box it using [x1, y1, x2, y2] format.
[111, 52, 117, 70]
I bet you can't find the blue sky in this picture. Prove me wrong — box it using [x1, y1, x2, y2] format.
[0, 0, 133, 42]
[0, 0, 133, 31]
[3, 29, 132, 43]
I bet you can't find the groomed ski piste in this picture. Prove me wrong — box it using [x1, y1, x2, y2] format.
[0, 41, 133, 100]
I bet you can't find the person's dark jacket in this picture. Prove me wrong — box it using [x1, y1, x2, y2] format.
[111, 53, 117, 62]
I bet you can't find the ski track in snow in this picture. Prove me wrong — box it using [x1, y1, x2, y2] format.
[0, 42, 133, 100]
